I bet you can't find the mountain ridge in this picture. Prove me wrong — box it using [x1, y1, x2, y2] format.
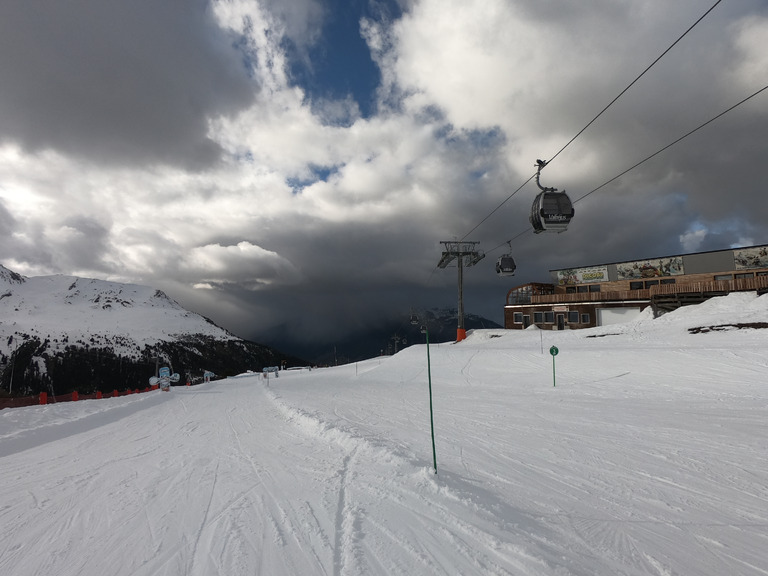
[0, 264, 304, 396]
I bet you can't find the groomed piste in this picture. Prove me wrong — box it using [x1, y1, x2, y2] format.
[1, 292, 767, 575]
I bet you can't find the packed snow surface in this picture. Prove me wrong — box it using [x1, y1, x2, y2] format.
[1, 293, 767, 575]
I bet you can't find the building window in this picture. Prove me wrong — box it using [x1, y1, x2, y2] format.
[513, 312, 524, 324]
[566, 286, 576, 293]
[660, 278, 676, 285]
[644, 280, 659, 288]
[714, 274, 732, 281]
[629, 281, 644, 290]
[581, 313, 590, 324]
[534, 311, 544, 323]
[758, 271, 768, 277]
[589, 284, 601, 292]
[568, 311, 579, 323]
[544, 311, 554, 323]
[576, 285, 589, 293]
[735, 273, 754, 279]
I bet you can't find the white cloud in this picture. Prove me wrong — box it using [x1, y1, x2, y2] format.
[679, 226, 707, 253]
[730, 15, 768, 87]
[180, 241, 301, 289]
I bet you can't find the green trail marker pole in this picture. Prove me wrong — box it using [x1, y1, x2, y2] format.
[425, 327, 437, 474]
[550, 345, 559, 387]
[411, 314, 437, 474]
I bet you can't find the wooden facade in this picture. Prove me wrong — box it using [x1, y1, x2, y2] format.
[504, 245, 768, 330]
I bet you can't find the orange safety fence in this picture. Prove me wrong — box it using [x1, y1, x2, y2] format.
[0, 385, 160, 410]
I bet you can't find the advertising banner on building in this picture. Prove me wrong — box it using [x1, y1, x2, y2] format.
[734, 246, 768, 269]
[616, 257, 684, 279]
[557, 266, 609, 285]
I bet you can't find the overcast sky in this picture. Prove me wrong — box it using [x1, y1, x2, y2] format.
[1, 0, 767, 347]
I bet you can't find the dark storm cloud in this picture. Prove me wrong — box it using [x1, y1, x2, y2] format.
[203, 206, 498, 342]
[0, 0, 256, 169]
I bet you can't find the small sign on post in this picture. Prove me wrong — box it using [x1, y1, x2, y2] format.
[549, 345, 559, 387]
[151, 366, 179, 391]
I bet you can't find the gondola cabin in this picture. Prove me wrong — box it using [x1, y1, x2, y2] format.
[495, 255, 517, 276]
[530, 191, 575, 233]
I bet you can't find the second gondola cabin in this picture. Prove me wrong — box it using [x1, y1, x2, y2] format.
[495, 255, 517, 276]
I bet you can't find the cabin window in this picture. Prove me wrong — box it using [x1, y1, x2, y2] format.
[534, 312, 544, 323]
[567, 311, 579, 323]
[513, 312, 524, 324]
[660, 278, 676, 285]
[629, 281, 643, 290]
[581, 313, 590, 324]
[576, 285, 589, 293]
[714, 274, 732, 281]
[735, 273, 754, 279]
[565, 286, 576, 293]
[644, 280, 659, 288]
[589, 284, 601, 292]
[757, 271, 768, 277]
[544, 311, 555, 323]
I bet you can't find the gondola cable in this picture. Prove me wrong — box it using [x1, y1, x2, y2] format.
[545, 0, 724, 168]
[572, 82, 768, 205]
[459, 0, 724, 243]
[485, 82, 768, 257]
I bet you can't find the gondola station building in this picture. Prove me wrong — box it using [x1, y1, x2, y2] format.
[504, 244, 768, 330]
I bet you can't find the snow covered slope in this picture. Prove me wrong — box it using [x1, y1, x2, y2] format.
[1, 292, 766, 575]
[0, 265, 299, 393]
[0, 264, 234, 359]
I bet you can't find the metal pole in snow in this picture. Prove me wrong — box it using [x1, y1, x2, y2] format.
[552, 355, 556, 387]
[412, 315, 437, 474]
[550, 345, 559, 387]
[426, 327, 437, 474]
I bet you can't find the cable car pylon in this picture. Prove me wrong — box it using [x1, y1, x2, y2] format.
[437, 241, 484, 341]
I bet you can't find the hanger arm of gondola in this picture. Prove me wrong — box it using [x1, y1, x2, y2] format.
[535, 159, 558, 192]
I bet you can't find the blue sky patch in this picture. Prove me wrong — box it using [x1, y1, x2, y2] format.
[286, 0, 401, 120]
[287, 163, 343, 193]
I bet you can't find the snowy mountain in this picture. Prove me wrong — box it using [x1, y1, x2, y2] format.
[1, 291, 767, 575]
[0, 265, 303, 395]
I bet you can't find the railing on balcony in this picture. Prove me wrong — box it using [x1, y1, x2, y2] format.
[523, 275, 768, 306]
[530, 290, 649, 304]
[649, 276, 768, 297]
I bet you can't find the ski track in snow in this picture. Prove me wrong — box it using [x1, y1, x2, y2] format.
[2, 293, 768, 575]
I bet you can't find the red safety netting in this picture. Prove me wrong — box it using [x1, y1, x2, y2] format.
[0, 385, 159, 410]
